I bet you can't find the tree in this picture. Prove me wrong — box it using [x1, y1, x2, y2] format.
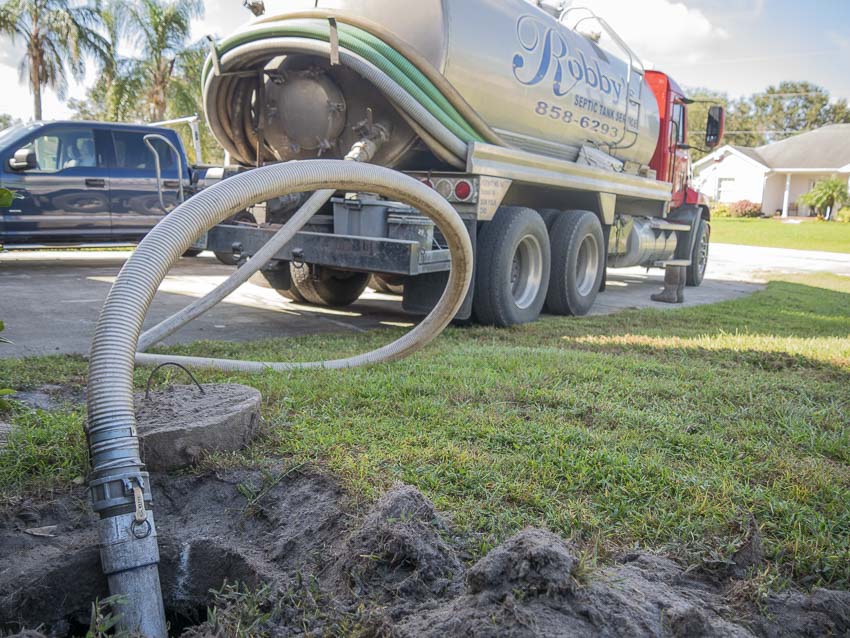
[125, 0, 203, 121]
[165, 40, 224, 163]
[685, 89, 763, 160]
[0, 113, 20, 129]
[69, 0, 146, 121]
[799, 178, 850, 220]
[0, 0, 108, 120]
[752, 82, 850, 142]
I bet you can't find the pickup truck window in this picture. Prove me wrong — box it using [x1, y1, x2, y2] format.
[112, 130, 176, 173]
[22, 129, 97, 172]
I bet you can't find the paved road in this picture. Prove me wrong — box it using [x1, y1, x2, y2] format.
[2, 242, 844, 359]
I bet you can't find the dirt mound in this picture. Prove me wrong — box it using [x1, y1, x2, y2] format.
[341, 485, 463, 604]
[2, 470, 850, 637]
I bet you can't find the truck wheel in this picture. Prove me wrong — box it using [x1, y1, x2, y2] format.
[473, 207, 551, 327]
[537, 209, 561, 232]
[291, 265, 370, 307]
[686, 219, 710, 287]
[546, 211, 604, 316]
[215, 211, 257, 266]
[252, 266, 306, 302]
[371, 274, 404, 296]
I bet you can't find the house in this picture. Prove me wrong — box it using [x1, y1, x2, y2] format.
[693, 124, 850, 217]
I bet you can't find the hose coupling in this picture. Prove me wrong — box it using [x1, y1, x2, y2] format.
[89, 471, 152, 517]
[345, 120, 392, 163]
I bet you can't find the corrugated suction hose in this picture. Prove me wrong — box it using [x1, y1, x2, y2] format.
[87, 160, 473, 637]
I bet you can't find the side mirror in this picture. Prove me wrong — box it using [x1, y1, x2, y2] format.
[705, 106, 725, 149]
[9, 148, 37, 171]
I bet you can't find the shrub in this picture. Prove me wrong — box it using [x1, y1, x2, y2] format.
[711, 202, 732, 218]
[729, 200, 763, 218]
[836, 208, 850, 224]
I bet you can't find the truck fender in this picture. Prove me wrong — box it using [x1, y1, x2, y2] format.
[668, 205, 706, 262]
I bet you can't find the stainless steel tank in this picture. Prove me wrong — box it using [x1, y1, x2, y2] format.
[261, 0, 661, 167]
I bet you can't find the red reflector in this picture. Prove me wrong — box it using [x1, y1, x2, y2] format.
[454, 180, 472, 201]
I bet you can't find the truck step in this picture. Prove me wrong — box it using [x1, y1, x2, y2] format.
[653, 259, 692, 268]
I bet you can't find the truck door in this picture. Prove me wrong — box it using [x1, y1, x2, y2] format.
[108, 129, 181, 241]
[669, 102, 690, 208]
[1, 125, 110, 244]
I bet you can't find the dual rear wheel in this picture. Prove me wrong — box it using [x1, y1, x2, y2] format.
[473, 207, 604, 327]
[260, 263, 370, 307]
[261, 207, 607, 323]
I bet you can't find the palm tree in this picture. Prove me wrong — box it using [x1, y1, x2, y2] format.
[125, 0, 203, 121]
[799, 178, 850, 221]
[0, 0, 108, 120]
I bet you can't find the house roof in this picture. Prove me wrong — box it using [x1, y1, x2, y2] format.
[694, 124, 850, 172]
[753, 124, 850, 170]
[731, 145, 767, 166]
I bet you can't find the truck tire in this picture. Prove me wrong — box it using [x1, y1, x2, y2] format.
[291, 265, 370, 307]
[473, 207, 551, 327]
[371, 274, 404, 296]
[686, 219, 710, 287]
[546, 211, 605, 316]
[252, 265, 306, 302]
[215, 211, 257, 266]
[537, 209, 561, 232]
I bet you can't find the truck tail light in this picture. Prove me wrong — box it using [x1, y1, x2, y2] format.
[454, 180, 472, 201]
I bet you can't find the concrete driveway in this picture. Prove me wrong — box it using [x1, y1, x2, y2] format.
[1, 242, 845, 359]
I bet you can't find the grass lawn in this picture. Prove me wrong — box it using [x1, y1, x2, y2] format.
[711, 217, 850, 254]
[1, 273, 849, 592]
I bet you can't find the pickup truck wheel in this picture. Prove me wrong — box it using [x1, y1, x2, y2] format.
[546, 211, 604, 316]
[686, 219, 709, 287]
[215, 211, 257, 266]
[291, 265, 370, 307]
[371, 274, 404, 296]
[473, 207, 551, 327]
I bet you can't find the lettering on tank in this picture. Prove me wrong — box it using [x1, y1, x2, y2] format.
[513, 14, 625, 102]
[512, 14, 636, 139]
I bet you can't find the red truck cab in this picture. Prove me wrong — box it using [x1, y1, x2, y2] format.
[645, 70, 724, 210]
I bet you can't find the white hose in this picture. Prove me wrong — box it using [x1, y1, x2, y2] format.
[111, 161, 472, 372]
[136, 188, 333, 352]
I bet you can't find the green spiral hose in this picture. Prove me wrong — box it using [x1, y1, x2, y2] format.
[202, 19, 485, 144]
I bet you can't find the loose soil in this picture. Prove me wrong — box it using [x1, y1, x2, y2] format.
[1, 468, 849, 637]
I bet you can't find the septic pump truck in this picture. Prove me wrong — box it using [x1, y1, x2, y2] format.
[200, 0, 725, 326]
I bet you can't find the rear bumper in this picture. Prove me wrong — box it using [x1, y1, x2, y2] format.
[206, 224, 455, 276]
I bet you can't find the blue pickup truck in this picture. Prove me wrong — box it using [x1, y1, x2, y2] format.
[0, 120, 203, 249]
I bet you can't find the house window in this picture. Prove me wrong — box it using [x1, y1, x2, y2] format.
[717, 177, 735, 201]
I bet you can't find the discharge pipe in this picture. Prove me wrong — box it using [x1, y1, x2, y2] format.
[87, 160, 473, 636]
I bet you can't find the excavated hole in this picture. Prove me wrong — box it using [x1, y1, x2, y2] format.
[3, 470, 850, 638]
[0, 538, 261, 637]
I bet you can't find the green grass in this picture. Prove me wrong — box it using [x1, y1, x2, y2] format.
[711, 218, 850, 253]
[1, 273, 849, 590]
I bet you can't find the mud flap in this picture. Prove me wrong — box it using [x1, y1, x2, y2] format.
[668, 205, 702, 262]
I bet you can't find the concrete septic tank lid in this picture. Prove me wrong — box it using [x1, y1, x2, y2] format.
[135, 383, 261, 471]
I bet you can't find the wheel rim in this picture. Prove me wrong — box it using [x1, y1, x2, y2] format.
[510, 234, 544, 309]
[575, 233, 600, 297]
[697, 226, 709, 277]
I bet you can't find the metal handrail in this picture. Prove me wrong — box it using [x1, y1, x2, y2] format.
[143, 133, 185, 213]
[560, 6, 645, 152]
[560, 7, 645, 75]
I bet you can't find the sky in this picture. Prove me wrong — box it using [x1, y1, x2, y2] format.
[0, 0, 849, 122]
